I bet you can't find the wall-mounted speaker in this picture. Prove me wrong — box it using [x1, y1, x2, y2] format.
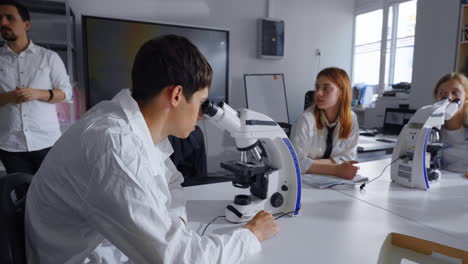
[257, 18, 284, 59]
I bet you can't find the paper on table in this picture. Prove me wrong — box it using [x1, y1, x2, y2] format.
[302, 173, 368, 189]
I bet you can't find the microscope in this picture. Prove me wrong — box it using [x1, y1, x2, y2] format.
[201, 101, 301, 223]
[390, 98, 462, 190]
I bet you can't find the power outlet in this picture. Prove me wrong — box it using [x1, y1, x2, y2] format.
[316, 48, 321, 56]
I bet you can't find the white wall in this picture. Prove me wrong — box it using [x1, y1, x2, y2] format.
[71, 0, 354, 121]
[69, 0, 355, 172]
[410, 0, 459, 109]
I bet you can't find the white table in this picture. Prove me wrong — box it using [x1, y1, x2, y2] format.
[333, 158, 468, 243]
[184, 161, 468, 263]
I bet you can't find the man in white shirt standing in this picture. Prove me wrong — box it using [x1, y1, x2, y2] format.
[25, 34, 279, 263]
[0, 0, 72, 174]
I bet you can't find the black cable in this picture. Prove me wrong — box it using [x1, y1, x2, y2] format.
[273, 210, 299, 220]
[202, 209, 299, 236]
[201, 215, 225, 236]
[359, 155, 406, 191]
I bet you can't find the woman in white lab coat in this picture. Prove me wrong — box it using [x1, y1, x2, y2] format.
[290, 67, 360, 180]
[432, 73, 468, 178]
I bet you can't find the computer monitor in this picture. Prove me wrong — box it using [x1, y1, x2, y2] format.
[83, 16, 229, 109]
[383, 108, 416, 135]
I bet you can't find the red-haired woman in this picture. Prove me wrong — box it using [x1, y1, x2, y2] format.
[291, 67, 360, 180]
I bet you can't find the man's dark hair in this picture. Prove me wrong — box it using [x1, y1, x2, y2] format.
[131, 34, 213, 103]
[0, 0, 30, 21]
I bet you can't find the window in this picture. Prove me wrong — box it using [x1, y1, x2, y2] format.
[352, 0, 418, 91]
[353, 9, 383, 85]
[387, 1, 417, 85]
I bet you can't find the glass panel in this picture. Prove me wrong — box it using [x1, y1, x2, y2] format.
[355, 9, 383, 46]
[397, 0, 417, 39]
[396, 36, 414, 48]
[393, 46, 414, 83]
[353, 9, 383, 85]
[388, 0, 417, 85]
[353, 45, 381, 85]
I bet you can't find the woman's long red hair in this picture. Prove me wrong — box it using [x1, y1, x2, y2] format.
[313, 67, 353, 139]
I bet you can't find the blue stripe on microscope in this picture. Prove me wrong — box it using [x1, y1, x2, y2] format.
[282, 138, 301, 215]
[422, 129, 430, 189]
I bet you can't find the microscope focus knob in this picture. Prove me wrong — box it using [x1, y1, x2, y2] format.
[428, 169, 441, 182]
[270, 192, 284, 208]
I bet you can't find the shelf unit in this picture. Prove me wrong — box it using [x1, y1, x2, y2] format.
[0, 0, 77, 125]
[456, 2, 468, 75]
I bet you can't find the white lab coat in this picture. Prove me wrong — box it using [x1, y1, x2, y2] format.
[25, 89, 261, 264]
[290, 107, 359, 174]
[440, 127, 468, 173]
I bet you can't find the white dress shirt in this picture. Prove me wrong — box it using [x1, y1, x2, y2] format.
[0, 41, 72, 152]
[290, 107, 360, 174]
[440, 127, 468, 173]
[25, 89, 261, 264]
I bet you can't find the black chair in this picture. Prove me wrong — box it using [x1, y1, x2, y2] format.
[0, 173, 33, 264]
[304, 90, 315, 110]
[278, 122, 292, 137]
[169, 126, 207, 186]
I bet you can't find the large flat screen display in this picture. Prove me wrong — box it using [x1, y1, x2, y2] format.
[83, 16, 229, 109]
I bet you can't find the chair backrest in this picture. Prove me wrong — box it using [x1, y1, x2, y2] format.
[169, 125, 207, 184]
[0, 173, 33, 264]
[304, 90, 315, 110]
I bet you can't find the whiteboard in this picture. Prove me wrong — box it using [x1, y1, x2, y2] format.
[244, 74, 289, 123]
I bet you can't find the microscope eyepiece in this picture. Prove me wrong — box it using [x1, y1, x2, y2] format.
[201, 100, 219, 117]
[451, 98, 461, 106]
[439, 97, 461, 106]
